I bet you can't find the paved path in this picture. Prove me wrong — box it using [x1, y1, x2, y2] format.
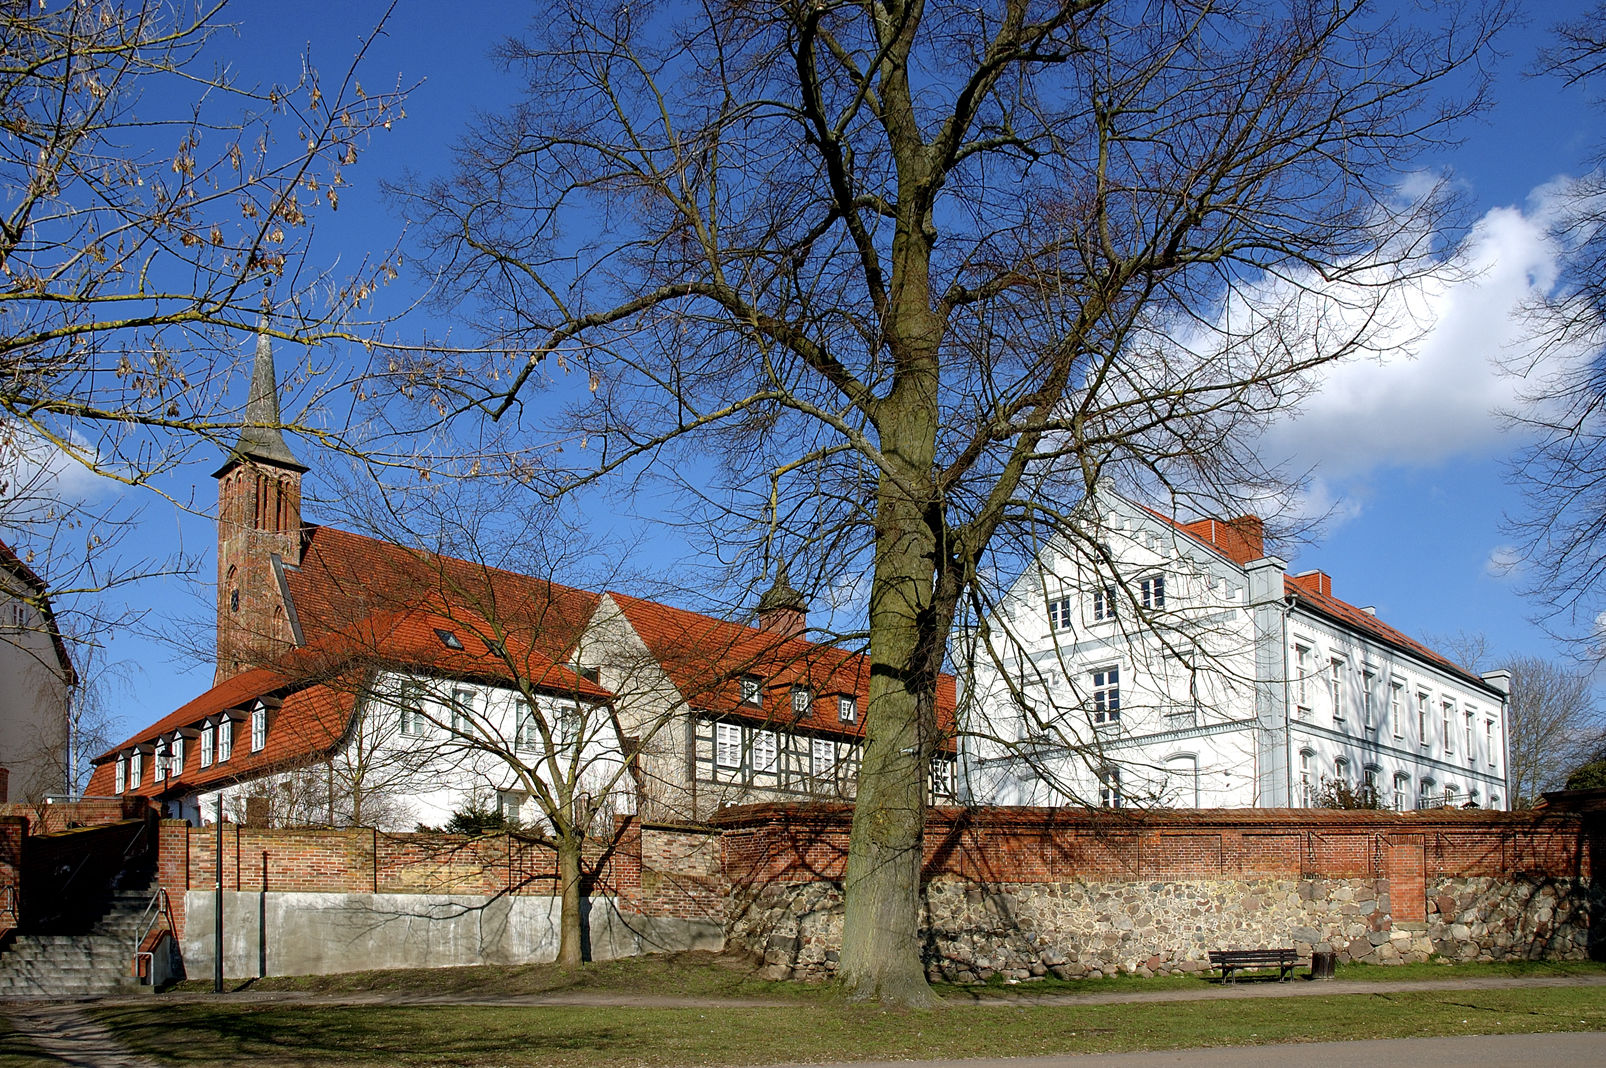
[786, 1032, 1606, 1068]
[1, 1005, 163, 1067]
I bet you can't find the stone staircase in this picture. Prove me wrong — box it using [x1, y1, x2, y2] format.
[0, 873, 163, 998]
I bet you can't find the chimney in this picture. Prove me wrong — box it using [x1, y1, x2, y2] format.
[1290, 570, 1332, 598]
[756, 562, 808, 639]
[1182, 514, 1264, 564]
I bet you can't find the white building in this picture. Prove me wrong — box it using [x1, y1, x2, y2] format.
[963, 487, 1511, 810]
[0, 539, 77, 803]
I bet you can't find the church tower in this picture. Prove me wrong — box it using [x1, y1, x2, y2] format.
[213, 328, 307, 682]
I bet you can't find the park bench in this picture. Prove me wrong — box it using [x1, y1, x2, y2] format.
[1207, 948, 1300, 983]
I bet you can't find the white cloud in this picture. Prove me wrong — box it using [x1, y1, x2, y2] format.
[1484, 544, 1522, 579]
[0, 423, 122, 524]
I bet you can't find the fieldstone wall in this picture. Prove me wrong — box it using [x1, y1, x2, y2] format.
[732, 873, 1599, 982]
[715, 804, 1602, 982]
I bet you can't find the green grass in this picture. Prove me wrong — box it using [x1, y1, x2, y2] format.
[92, 986, 1606, 1067]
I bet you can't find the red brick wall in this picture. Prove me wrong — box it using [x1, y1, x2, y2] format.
[0, 816, 24, 938]
[0, 797, 153, 835]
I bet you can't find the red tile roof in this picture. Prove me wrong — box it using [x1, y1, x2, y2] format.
[1130, 497, 1494, 693]
[607, 592, 959, 746]
[284, 525, 601, 666]
[87, 604, 613, 799]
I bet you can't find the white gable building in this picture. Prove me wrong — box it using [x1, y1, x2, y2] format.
[963, 488, 1511, 810]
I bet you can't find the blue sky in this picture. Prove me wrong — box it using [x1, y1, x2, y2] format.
[36, 1, 1606, 747]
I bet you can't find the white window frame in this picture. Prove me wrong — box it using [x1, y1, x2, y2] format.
[451, 687, 476, 736]
[1444, 783, 1458, 806]
[514, 701, 539, 752]
[1392, 773, 1409, 811]
[811, 737, 836, 780]
[1328, 658, 1345, 723]
[930, 757, 955, 800]
[1333, 756, 1350, 786]
[1090, 666, 1120, 724]
[1362, 669, 1376, 731]
[217, 718, 233, 763]
[751, 729, 779, 774]
[837, 695, 857, 723]
[153, 739, 168, 781]
[1419, 778, 1435, 810]
[1390, 681, 1404, 739]
[1140, 574, 1165, 610]
[557, 704, 582, 749]
[1417, 692, 1430, 746]
[1090, 585, 1116, 622]
[1464, 711, 1475, 762]
[200, 722, 215, 768]
[1298, 749, 1314, 806]
[1294, 645, 1312, 714]
[740, 676, 762, 706]
[1486, 719, 1496, 767]
[1442, 699, 1455, 754]
[129, 750, 142, 789]
[791, 685, 813, 716]
[1098, 766, 1122, 809]
[170, 735, 185, 777]
[250, 707, 267, 753]
[715, 722, 742, 769]
[115, 757, 126, 794]
[1047, 596, 1073, 632]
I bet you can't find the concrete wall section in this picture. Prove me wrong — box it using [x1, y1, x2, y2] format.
[180, 890, 723, 978]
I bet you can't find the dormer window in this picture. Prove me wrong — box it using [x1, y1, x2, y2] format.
[129, 749, 143, 788]
[115, 756, 126, 793]
[740, 676, 762, 706]
[217, 717, 234, 763]
[791, 685, 813, 715]
[576, 665, 601, 684]
[153, 739, 169, 781]
[250, 706, 267, 752]
[434, 628, 464, 651]
[200, 722, 215, 767]
[838, 695, 857, 723]
[170, 735, 185, 777]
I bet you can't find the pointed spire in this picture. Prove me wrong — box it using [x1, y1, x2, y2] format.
[756, 560, 808, 637]
[216, 323, 307, 475]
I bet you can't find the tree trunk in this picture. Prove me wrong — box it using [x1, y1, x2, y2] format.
[837, 456, 939, 1005]
[556, 833, 585, 968]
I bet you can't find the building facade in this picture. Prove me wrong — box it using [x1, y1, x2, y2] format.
[0, 540, 77, 803]
[964, 487, 1510, 810]
[88, 333, 956, 827]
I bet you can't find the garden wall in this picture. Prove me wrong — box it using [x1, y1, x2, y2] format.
[150, 804, 1601, 981]
[714, 805, 1601, 981]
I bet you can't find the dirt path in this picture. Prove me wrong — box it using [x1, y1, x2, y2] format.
[1, 1005, 164, 1068]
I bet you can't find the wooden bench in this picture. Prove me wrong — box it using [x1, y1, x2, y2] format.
[1208, 948, 1299, 982]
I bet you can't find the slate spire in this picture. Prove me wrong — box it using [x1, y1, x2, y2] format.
[216, 323, 307, 474]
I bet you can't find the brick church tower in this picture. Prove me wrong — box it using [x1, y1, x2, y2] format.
[213, 329, 307, 682]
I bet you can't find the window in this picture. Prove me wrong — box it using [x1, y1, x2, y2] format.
[1047, 596, 1074, 632]
[399, 686, 428, 738]
[1393, 773, 1410, 811]
[1091, 667, 1120, 724]
[1486, 719, 1496, 766]
[791, 685, 813, 715]
[129, 750, 142, 788]
[153, 740, 168, 781]
[740, 676, 762, 706]
[1328, 659, 1345, 723]
[170, 736, 185, 777]
[838, 695, 857, 723]
[115, 757, 126, 794]
[1167, 754, 1200, 808]
[451, 688, 476, 736]
[1362, 670, 1376, 730]
[1444, 783, 1458, 806]
[1416, 692, 1429, 745]
[1098, 766, 1122, 808]
[250, 707, 267, 752]
[1333, 756, 1350, 786]
[751, 730, 778, 774]
[514, 702, 538, 752]
[715, 722, 742, 768]
[1140, 575, 1165, 609]
[811, 737, 836, 780]
[557, 704, 582, 749]
[1418, 778, 1435, 810]
[217, 719, 233, 763]
[1298, 750, 1314, 806]
[1442, 700, 1455, 753]
[1294, 645, 1311, 713]
[200, 722, 215, 768]
[496, 790, 525, 824]
[930, 758, 956, 800]
[4, 600, 28, 629]
[434, 628, 464, 651]
[1390, 682, 1404, 738]
[1465, 712, 1475, 761]
[1091, 585, 1116, 622]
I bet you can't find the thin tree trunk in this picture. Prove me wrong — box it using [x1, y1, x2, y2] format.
[556, 834, 585, 968]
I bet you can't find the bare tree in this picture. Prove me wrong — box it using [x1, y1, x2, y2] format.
[402, 0, 1507, 1003]
[1503, 654, 1601, 807]
[0, 0, 408, 616]
[1506, 4, 1606, 649]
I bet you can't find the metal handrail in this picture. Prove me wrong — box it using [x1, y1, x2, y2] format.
[130, 886, 172, 984]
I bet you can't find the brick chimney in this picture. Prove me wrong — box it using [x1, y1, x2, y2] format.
[1181, 514, 1265, 565]
[756, 562, 808, 638]
[1290, 570, 1332, 598]
[213, 325, 308, 682]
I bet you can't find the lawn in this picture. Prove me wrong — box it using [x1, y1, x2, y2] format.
[86, 985, 1606, 1067]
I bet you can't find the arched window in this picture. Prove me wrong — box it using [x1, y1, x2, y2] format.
[1334, 756, 1350, 785]
[1419, 778, 1435, 810]
[1392, 773, 1410, 811]
[1298, 749, 1315, 806]
[1166, 754, 1199, 808]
